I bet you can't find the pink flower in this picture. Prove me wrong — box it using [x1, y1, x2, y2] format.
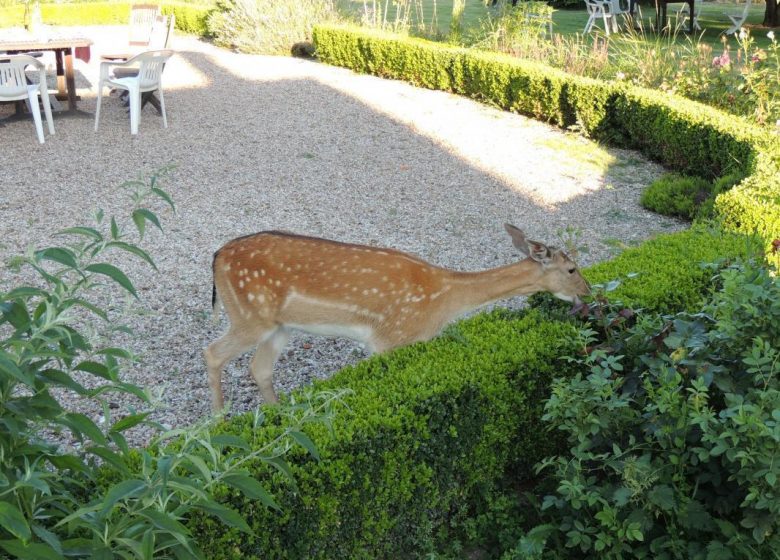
[712, 52, 731, 68]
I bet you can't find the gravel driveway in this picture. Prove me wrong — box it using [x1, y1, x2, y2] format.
[0, 27, 685, 444]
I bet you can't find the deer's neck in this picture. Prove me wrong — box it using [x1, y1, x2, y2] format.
[446, 259, 544, 314]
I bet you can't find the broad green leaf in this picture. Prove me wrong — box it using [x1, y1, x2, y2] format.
[141, 530, 155, 560]
[34, 247, 78, 269]
[138, 510, 192, 549]
[0, 540, 64, 560]
[196, 501, 253, 535]
[86, 447, 130, 475]
[37, 369, 88, 394]
[221, 473, 280, 511]
[132, 209, 163, 239]
[0, 301, 31, 331]
[2, 287, 47, 300]
[0, 355, 35, 387]
[648, 484, 675, 511]
[612, 487, 632, 507]
[266, 456, 294, 483]
[183, 455, 212, 483]
[84, 263, 137, 298]
[100, 479, 147, 515]
[151, 187, 176, 212]
[209, 434, 251, 451]
[105, 241, 157, 270]
[290, 430, 319, 460]
[68, 298, 108, 321]
[110, 217, 120, 240]
[75, 361, 111, 380]
[55, 227, 103, 241]
[111, 413, 151, 433]
[62, 413, 107, 445]
[31, 524, 62, 555]
[0, 502, 31, 541]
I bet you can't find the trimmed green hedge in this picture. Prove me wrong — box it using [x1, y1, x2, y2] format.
[190, 310, 580, 558]
[583, 226, 755, 313]
[312, 25, 780, 261]
[640, 173, 712, 220]
[0, 2, 212, 35]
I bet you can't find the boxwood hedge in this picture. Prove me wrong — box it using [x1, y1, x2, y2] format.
[190, 310, 580, 558]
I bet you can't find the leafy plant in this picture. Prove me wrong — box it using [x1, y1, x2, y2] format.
[640, 172, 712, 220]
[0, 170, 341, 558]
[519, 257, 780, 559]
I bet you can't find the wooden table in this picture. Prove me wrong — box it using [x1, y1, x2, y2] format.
[0, 37, 93, 114]
[655, 0, 696, 33]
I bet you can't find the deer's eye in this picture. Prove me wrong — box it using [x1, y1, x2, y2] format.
[568, 268, 577, 274]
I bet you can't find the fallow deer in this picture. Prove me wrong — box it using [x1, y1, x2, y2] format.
[205, 224, 590, 411]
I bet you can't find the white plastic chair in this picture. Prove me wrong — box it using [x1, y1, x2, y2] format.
[94, 49, 173, 135]
[723, 0, 752, 35]
[679, 0, 702, 31]
[129, 4, 162, 47]
[0, 54, 54, 144]
[584, 0, 620, 35]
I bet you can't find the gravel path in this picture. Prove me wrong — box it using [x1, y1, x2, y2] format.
[0, 27, 685, 444]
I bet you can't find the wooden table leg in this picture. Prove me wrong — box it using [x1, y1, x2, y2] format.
[54, 48, 67, 99]
[64, 48, 77, 111]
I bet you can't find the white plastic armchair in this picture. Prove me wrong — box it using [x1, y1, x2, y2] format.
[723, 0, 752, 35]
[94, 49, 173, 135]
[0, 54, 54, 144]
[584, 0, 621, 35]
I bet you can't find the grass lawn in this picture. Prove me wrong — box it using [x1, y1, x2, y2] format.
[342, 0, 775, 52]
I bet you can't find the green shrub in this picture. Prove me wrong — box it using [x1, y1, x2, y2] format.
[640, 172, 712, 220]
[715, 160, 780, 266]
[207, 0, 339, 55]
[188, 310, 580, 558]
[521, 257, 780, 559]
[697, 170, 747, 219]
[582, 226, 756, 314]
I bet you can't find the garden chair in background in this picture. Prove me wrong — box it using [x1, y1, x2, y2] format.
[103, 14, 174, 112]
[584, 0, 621, 35]
[94, 49, 173, 135]
[678, 0, 702, 31]
[0, 54, 54, 143]
[129, 4, 161, 47]
[723, 0, 752, 34]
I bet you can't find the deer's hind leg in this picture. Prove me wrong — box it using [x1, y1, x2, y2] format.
[249, 327, 290, 404]
[205, 324, 272, 412]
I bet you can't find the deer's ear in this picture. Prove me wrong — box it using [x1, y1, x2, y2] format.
[505, 224, 553, 264]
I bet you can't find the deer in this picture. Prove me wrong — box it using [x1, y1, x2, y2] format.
[204, 224, 590, 412]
